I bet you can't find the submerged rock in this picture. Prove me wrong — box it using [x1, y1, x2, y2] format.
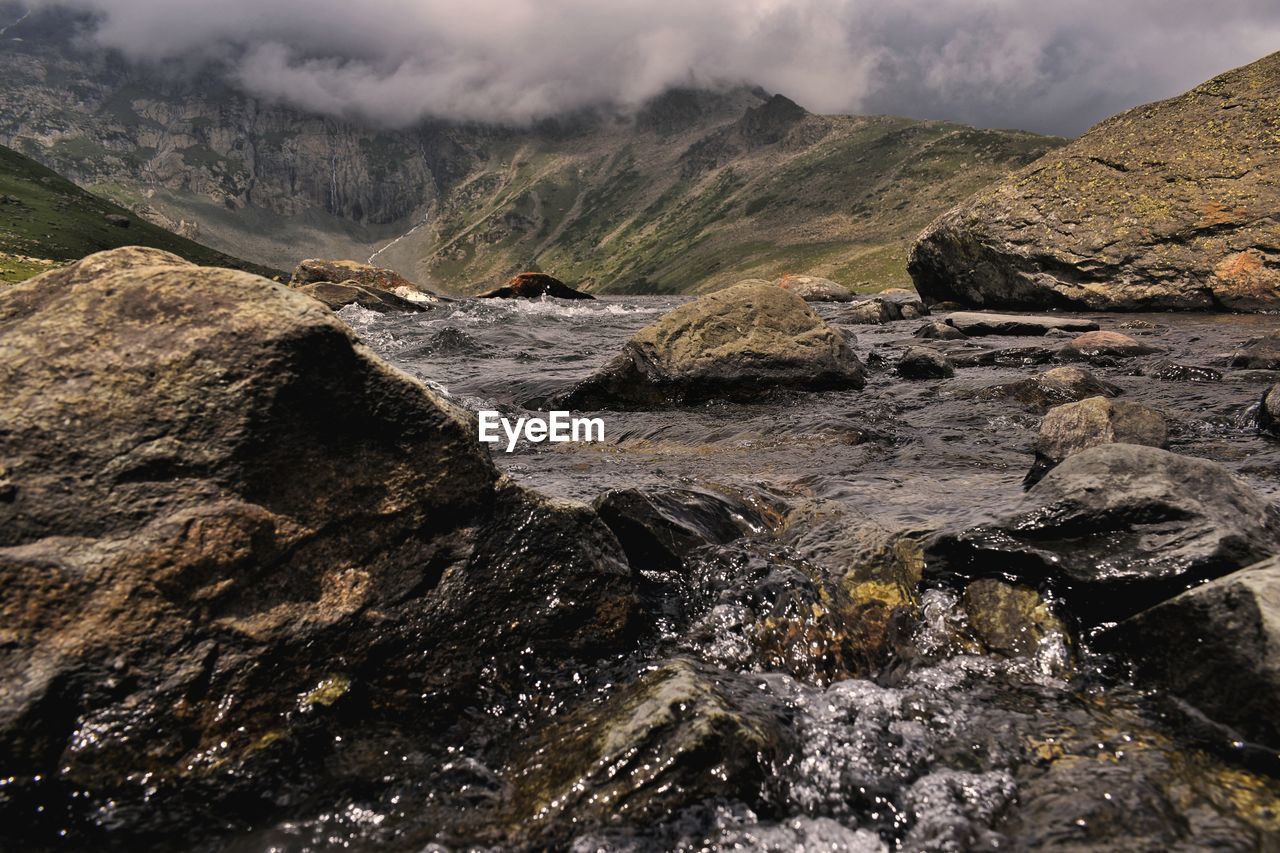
[774, 274, 854, 302]
[910, 51, 1280, 311]
[478, 271, 593, 300]
[961, 579, 1070, 667]
[897, 346, 955, 379]
[1103, 555, 1280, 749]
[290, 257, 442, 302]
[551, 280, 865, 408]
[1058, 330, 1159, 360]
[1231, 331, 1280, 369]
[926, 444, 1280, 622]
[0, 248, 635, 822]
[1025, 396, 1168, 486]
[968, 366, 1121, 412]
[509, 659, 788, 836]
[297, 280, 430, 313]
[944, 312, 1099, 337]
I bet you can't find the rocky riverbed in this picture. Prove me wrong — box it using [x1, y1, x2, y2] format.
[3, 253, 1280, 851]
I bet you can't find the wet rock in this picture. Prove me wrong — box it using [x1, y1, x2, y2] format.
[926, 444, 1280, 622]
[1261, 384, 1280, 434]
[909, 51, 1280, 311]
[509, 659, 788, 837]
[1058, 329, 1160, 360]
[478, 271, 593, 300]
[289, 257, 442, 301]
[1230, 331, 1280, 369]
[896, 346, 955, 379]
[961, 580, 1070, 666]
[945, 312, 1099, 337]
[968, 366, 1121, 412]
[1025, 396, 1168, 486]
[297, 280, 430, 313]
[0, 248, 635, 819]
[593, 486, 770, 572]
[1102, 555, 1280, 749]
[915, 319, 969, 340]
[774, 274, 853, 302]
[551, 280, 865, 409]
[836, 297, 900, 325]
[1146, 359, 1222, 382]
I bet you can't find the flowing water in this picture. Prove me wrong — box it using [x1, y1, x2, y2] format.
[227, 297, 1280, 851]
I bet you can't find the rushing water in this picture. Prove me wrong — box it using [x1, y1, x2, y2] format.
[225, 296, 1280, 851]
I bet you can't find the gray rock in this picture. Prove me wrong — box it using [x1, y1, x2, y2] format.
[551, 280, 865, 408]
[915, 320, 969, 340]
[926, 443, 1280, 622]
[290, 257, 443, 300]
[1231, 332, 1280, 369]
[836, 297, 900, 325]
[1102, 555, 1280, 749]
[774, 274, 854, 302]
[945, 312, 1100, 337]
[1025, 396, 1168, 486]
[897, 346, 955, 379]
[298, 280, 430, 313]
[0, 248, 635, 808]
[1261, 384, 1280, 434]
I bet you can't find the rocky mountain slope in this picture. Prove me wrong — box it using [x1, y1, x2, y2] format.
[0, 142, 276, 281]
[909, 50, 1280, 311]
[0, 6, 1063, 293]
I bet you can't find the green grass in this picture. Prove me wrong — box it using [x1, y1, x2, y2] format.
[0, 144, 280, 282]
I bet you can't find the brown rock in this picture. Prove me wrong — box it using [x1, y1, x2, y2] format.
[773, 274, 853, 302]
[1059, 330, 1159, 359]
[478, 272, 593, 300]
[289, 257, 440, 300]
[1027, 396, 1168, 485]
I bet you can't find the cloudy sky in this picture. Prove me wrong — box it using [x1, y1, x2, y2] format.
[26, 0, 1280, 135]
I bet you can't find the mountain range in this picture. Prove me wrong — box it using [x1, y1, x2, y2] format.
[0, 5, 1064, 293]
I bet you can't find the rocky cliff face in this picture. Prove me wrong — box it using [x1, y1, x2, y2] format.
[909, 50, 1280, 311]
[0, 8, 1063, 293]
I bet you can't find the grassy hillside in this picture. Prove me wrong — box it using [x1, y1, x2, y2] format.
[0, 144, 280, 282]
[378, 102, 1066, 294]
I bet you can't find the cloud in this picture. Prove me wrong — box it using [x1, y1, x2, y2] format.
[28, 0, 1280, 134]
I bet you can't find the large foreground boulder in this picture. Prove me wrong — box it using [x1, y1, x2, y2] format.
[478, 272, 594, 300]
[909, 51, 1280, 311]
[926, 444, 1280, 622]
[1102, 556, 1280, 749]
[0, 248, 635, 820]
[551, 280, 865, 408]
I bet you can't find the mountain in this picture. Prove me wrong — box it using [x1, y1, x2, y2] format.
[0, 142, 277, 282]
[909, 50, 1280, 311]
[0, 6, 1064, 293]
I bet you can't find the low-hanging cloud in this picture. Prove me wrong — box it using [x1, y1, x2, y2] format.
[28, 0, 1280, 135]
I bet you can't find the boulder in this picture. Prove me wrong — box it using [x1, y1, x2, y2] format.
[509, 659, 788, 836]
[969, 366, 1121, 412]
[297, 280, 430, 313]
[0, 248, 635, 814]
[478, 272, 593, 300]
[835, 297, 900, 325]
[1102, 555, 1280, 749]
[1058, 330, 1159, 360]
[593, 486, 768, 572]
[1261, 384, 1280, 434]
[897, 346, 955, 380]
[1025, 396, 1168, 486]
[926, 444, 1280, 622]
[550, 280, 865, 408]
[944, 312, 1099, 337]
[914, 320, 969, 341]
[289, 257, 442, 301]
[773, 274, 853, 302]
[1230, 331, 1280, 369]
[910, 51, 1280, 311]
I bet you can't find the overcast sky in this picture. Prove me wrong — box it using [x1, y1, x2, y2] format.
[27, 0, 1280, 136]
